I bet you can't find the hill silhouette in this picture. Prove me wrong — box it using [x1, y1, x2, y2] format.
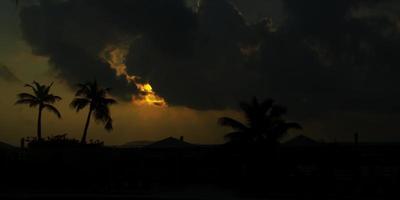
[145, 137, 195, 149]
[284, 135, 319, 146]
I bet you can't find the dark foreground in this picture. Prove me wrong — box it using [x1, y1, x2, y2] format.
[1, 143, 400, 199]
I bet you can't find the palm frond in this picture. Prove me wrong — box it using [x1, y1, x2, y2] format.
[93, 105, 110, 122]
[220, 97, 302, 145]
[75, 83, 90, 97]
[24, 83, 38, 94]
[43, 104, 62, 118]
[43, 94, 62, 103]
[53, 95, 62, 101]
[32, 81, 44, 96]
[70, 98, 90, 112]
[103, 98, 117, 105]
[17, 93, 37, 100]
[218, 117, 248, 131]
[15, 99, 38, 107]
[75, 80, 116, 133]
[32, 81, 41, 90]
[18, 81, 62, 114]
[97, 88, 108, 98]
[44, 82, 54, 94]
[104, 117, 113, 131]
[224, 131, 251, 143]
[48, 82, 54, 89]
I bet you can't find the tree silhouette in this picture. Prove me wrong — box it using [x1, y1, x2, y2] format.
[219, 97, 301, 146]
[15, 81, 62, 140]
[71, 80, 117, 144]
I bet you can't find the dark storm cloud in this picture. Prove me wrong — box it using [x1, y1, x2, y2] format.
[258, 0, 400, 117]
[127, 0, 255, 109]
[19, 0, 400, 116]
[19, 0, 196, 99]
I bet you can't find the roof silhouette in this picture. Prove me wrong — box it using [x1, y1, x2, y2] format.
[284, 135, 319, 146]
[145, 137, 195, 149]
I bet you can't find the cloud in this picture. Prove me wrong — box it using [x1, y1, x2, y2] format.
[18, 0, 250, 109]
[256, 0, 400, 117]
[18, 0, 400, 118]
[0, 64, 20, 82]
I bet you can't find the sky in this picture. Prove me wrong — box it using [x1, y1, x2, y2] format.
[1, 0, 400, 146]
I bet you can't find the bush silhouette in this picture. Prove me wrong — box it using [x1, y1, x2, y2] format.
[25, 134, 104, 148]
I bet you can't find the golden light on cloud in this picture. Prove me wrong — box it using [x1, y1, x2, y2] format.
[100, 43, 167, 107]
[133, 83, 167, 107]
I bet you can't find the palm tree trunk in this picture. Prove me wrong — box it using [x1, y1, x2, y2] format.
[37, 106, 43, 140]
[81, 107, 93, 144]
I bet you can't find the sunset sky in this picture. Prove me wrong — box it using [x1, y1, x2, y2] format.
[1, 0, 400, 146]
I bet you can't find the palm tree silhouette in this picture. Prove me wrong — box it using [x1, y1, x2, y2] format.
[70, 80, 117, 144]
[219, 97, 301, 146]
[15, 81, 62, 140]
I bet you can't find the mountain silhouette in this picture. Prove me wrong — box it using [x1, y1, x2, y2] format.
[0, 64, 19, 82]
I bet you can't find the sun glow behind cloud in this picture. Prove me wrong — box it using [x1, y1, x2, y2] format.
[100, 43, 167, 107]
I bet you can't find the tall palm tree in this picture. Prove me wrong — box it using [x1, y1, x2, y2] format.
[218, 97, 301, 146]
[70, 80, 117, 144]
[15, 81, 62, 140]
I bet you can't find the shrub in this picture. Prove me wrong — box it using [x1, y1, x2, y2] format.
[25, 134, 104, 148]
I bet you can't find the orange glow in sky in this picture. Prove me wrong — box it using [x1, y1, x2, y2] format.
[100, 44, 167, 107]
